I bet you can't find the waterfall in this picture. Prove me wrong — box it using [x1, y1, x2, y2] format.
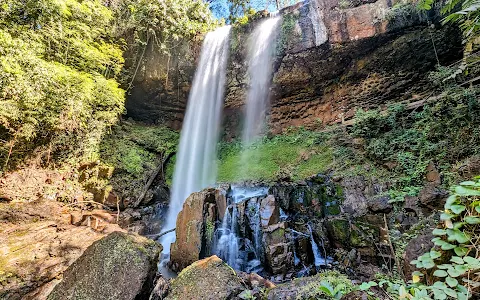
[242, 16, 281, 145]
[160, 26, 231, 254]
[307, 223, 327, 268]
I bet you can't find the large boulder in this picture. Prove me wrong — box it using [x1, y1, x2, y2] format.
[170, 189, 223, 272]
[262, 222, 294, 277]
[166, 256, 245, 300]
[47, 232, 161, 300]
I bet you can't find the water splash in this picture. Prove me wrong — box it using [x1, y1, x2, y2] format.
[160, 26, 231, 253]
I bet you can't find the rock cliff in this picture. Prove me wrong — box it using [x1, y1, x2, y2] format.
[126, 0, 462, 138]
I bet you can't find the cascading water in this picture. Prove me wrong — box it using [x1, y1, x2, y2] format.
[214, 186, 268, 273]
[160, 26, 231, 254]
[242, 16, 281, 145]
[306, 223, 332, 268]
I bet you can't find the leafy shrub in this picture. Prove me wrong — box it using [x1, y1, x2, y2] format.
[410, 177, 480, 299]
[360, 178, 480, 299]
[351, 85, 480, 193]
[296, 270, 355, 299]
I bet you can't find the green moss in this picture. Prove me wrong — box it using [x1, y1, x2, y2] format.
[326, 218, 350, 245]
[217, 128, 333, 183]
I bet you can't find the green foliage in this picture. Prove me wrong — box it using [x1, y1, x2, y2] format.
[410, 178, 480, 299]
[276, 12, 298, 55]
[418, 0, 480, 46]
[0, 8, 125, 168]
[441, 0, 480, 44]
[362, 178, 480, 299]
[97, 121, 179, 199]
[217, 128, 333, 182]
[100, 122, 179, 177]
[0, 0, 211, 171]
[296, 270, 355, 299]
[352, 84, 480, 195]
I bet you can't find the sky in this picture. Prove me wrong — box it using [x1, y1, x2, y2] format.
[207, 0, 281, 20]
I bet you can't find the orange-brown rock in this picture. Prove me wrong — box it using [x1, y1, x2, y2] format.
[169, 189, 225, 272]
[0, 200, 124, 300]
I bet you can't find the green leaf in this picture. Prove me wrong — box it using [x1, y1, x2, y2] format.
[463, 256, 480, 268]
[433, 270, 448, 277]
[446, 229, 470, 243]
[433, 289, 447, 300]
[455, 185, 480, 196]
[450, 204, 466, 214]
[445, 195, 458, 209]
[460, 181, 476, 186]
[441, 242, 456, 250]
[432, 228, 447, 236]
[440, 212, 455, 220]
[476, 206, 480, 213]
[443, 287, 457, 298]
[447, 267, 463, 277]
[445, 276, 458, 288]
[464, 216, 480, 224]
[450, 256, 464, 264]
[437, 264, 450, 269]
[430, 250, 442, 259]
[454, 246, 468, 257]
[422, 257, 436, 269]
[453, 221, 465, 230]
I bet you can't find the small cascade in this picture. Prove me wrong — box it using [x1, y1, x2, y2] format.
[160, 26, 231, 254]
[214, 186, 268, 273]
[215, 205, 240, 269]
[306, 223, 329, 268]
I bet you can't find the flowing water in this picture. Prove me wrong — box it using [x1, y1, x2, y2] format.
[242, 16, 281, 145]
[160, 26, 231, 254]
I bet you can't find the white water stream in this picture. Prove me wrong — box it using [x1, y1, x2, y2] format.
[242, 16, 281, 145]
[160, 26, 231, 254]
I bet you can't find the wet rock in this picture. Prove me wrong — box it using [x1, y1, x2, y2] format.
[166, 256, 245, 300]
[260, 195, 280, 227]
[269, 184, 294, 211]
[262, 222, 294, 275]
[48, 232, 161, 300]
[325, 217, 350, 248]
[403, 233, 434, 280]
[367, 196, 392, 213]
[170, 189, 220, 272]
[149, 275, 169, 300]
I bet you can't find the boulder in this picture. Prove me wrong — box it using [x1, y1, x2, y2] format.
[166, 256, 245, 300]
[418, 184, 448, 209]
[262, 222, 294, 276]
[169, 189, 220, 272]
[367, 196, 392, 213]
[403, 233, 434, 280]
[47, 232, 161, 300]
[260, 195, 280, 227]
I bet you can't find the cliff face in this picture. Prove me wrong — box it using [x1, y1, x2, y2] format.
[124, 38, 202, 130]
[126, 0, 463, 135]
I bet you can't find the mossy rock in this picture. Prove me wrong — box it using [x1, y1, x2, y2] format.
[325, 217, 350, 247]
[47, 232, 161, 300]
[166, 256, 245, 300]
